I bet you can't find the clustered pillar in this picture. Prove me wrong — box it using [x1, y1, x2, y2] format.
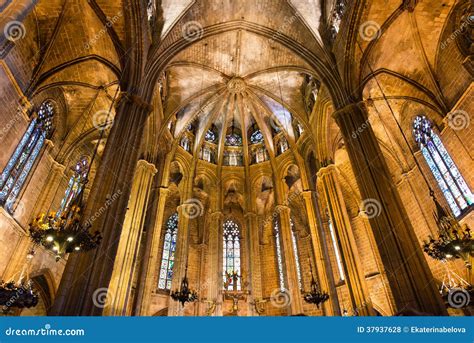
[317, 164, 373, 316]
[333, 102, 447, 315]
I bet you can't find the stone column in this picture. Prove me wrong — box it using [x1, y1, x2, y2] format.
[135, 187, 169, 315]
[333, 102, 447, 315]
[275, 205, 304, 315]
[245, 212, 263, 315]
[204, 211, 222, 316]
[301, 190, 340, 316]
[317, 164, 373, 316]
[103, 159, 157, 315]
[50, 94, 153, 316]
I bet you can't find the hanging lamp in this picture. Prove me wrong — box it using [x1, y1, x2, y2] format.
[0, 249, 38, 312]
[28, 85, 120, 261]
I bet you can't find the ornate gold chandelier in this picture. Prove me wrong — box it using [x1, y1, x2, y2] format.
[29, 197, 101, 261]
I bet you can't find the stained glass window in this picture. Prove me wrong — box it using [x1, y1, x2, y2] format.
[250, 129, 264, 144]
[57, 157, 89, 217]
[255, 147, 268, 164]
[147, 0, 155, 22]
[328, 218, 345, 281]
[180, 136, 191, 152]
[277, 137, 289, 154]
[225, 133, 242, 146]
[290, 219, 302, 290]
[0, 100, 54, 212]
[158, 213, 178, 290]
[273, 218, 286, 291]
[205, 130, 216, 143]
[223, 220, 241, 291]
[413, 115, 473, 217]
[200, 146, 213, 163]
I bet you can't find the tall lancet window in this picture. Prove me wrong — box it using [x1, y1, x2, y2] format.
[0, 100, 54, 212]
[328, 217, 345, 281]
[223, 219, 241, 291]
[274, 217, 303, 291]
[290, 218, 302, 290]
[57, 156, 89, 217]
[413, 115, 473, 217]
[158, 212, 178, 290]
[273, 218, 286, 291]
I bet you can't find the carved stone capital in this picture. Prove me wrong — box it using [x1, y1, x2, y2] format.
[116, 91, 153, 113]
[316, 163, 337, 178]
[332, 101, 367, 121]
[244, 211, 257, 219]
[136, 159, 157, 175]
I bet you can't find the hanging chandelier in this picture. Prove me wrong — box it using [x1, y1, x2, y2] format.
[27, 85, 118, 262]
[29, 158, 101, 261]
[423, 197, 473, 267]
[303, 263, 329, 308]
[0, 250, 38, 311]
[170, 267, 198, 306]
[29, 199, 101, 261]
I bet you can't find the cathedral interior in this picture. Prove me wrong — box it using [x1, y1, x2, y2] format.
[0, 0, 472, 317]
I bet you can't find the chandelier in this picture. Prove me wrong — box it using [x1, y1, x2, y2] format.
[303, 263, 329, 308]
[26, 89, 116, 262]
[29, 157, 101, 261]
[423, 197, 473, 268]
[0, 250, 38, 311]
[170, 268, 198, 306]
[29, 200, 101, 261]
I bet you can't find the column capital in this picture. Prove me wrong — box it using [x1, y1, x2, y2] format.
[136, 159, 157, 175]
[332, 101, 367, 121]
[301, 190, 316, 200]
[244, 211, 257, 219]
[158, 187, 169, 196]
[316, 164, 337, 178]
[275, 204, 290, 213]
[51, 159, 66, 172]
[44, 138, 55, 150]
[116, 91, 153, 113]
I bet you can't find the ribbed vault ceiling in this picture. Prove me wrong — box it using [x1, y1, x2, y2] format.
[161, 22, 319, 170]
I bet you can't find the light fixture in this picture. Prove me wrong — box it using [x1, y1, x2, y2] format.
[29, 194, 101, 261]
[303, 262, 329, 308]
[27, 86, 119, 261]
[422, 197, 473, 269]
[170, 266, 198, 306]
[0, 249, 38, 311]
